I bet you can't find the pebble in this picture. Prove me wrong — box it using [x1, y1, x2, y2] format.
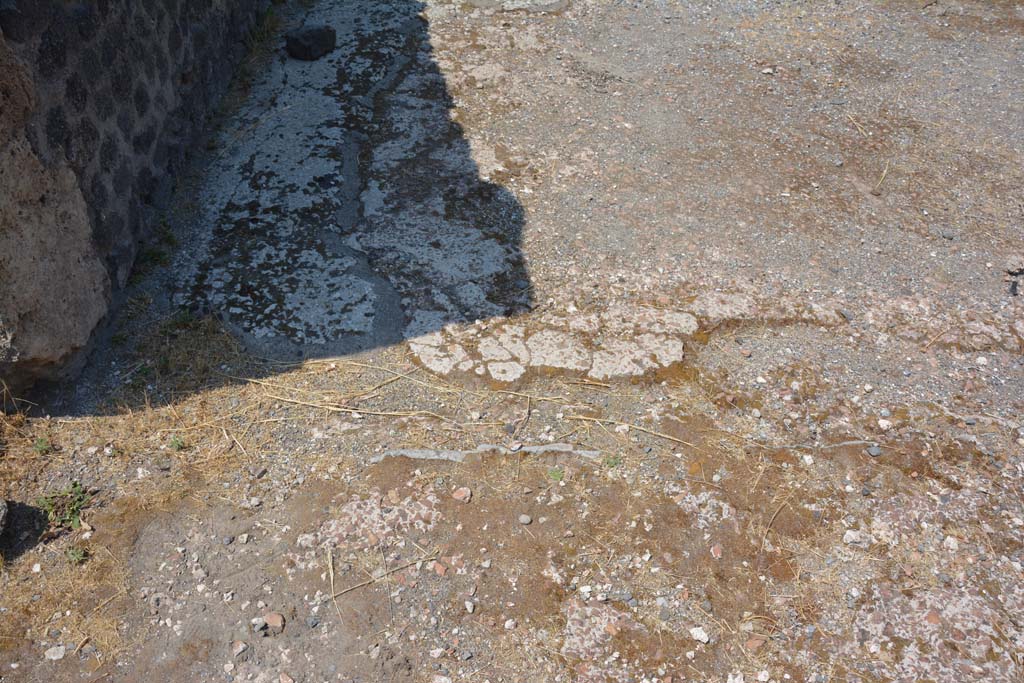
[518, 514, 532, 525]
[453, 487, 472, 503]
[43, 645, 65, 661]
[465, 601, 475, 614]
[867, 445, 882, 457]
[689, 626, 710, 643]
[843, 529, 872, 548]
[264, 612, 286, 634]
[285, 25, 337, 61]
[504, 618, 517, 630]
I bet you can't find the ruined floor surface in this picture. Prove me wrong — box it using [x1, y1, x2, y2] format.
[2, 1, 1024, 682]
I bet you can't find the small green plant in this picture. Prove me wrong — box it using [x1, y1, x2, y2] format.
[243, 7, 282, 61]
[157, 222, 178, 248]
[33, 437, 53, 455]
[547, 467, 564, 482]
[169, 435, 186, 451]
[65, 546, 89, 566]
[603, 454, 622, 469]
[139, 247, 169, 267]
[37, 481, 90, 532]
[127, 248, 169, 285]
[169, 309, 196, 329]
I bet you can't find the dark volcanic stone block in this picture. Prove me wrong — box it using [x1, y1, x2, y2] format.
[285, 25, 336, 61]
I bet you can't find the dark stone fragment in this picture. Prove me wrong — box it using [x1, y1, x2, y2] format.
[77, 46, 101, 82]
[285, 25, 336, 61]
[113, 160, 132, 196]
[167, 20, 182, 57]
[89, 174, 108, 210]
[100, 32, 118, 66]
[67, 118, 99, 169]
[99, 134, 118, 171]
[135, 167, 157, 203]
[153, 48, 169, 82]
[65, 74, 88, 113]
[37, 21, 69, 78]
[867, 445, 882, 458]
[45, 106, 69, 152]
[94, 88, 114, 121]
[134, 84, 150, 118]
[132, 124, 156, 155]
[111, 64, 132, 98]
[116, 110, 134, 138]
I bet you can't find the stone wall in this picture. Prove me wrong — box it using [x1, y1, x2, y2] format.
[0, 0, 270, 393]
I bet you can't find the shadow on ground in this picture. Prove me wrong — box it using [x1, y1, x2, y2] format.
[0, 500, 48, 563]
[39, 0, 530, 416]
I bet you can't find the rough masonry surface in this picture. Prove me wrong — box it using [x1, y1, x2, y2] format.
[0, 0, 270, 392]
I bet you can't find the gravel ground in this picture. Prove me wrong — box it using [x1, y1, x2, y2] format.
[2, 1, 1022, 682]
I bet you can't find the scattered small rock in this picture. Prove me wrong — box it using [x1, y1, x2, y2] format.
[689, 626, 710, 643]
[518, 514, 532, 525]
[843, 529, 873, 548]
[453, 487, 472, 503]
[264, 611, 285, 635]
[43, 645, 65, 661]
[286, 26, 337, 61]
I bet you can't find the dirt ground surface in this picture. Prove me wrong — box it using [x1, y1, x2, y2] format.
[3, 1, 1024, 682]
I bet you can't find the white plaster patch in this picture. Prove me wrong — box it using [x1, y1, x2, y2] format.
[488, 361, 526, 382]
[526, 330, 590, 370]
